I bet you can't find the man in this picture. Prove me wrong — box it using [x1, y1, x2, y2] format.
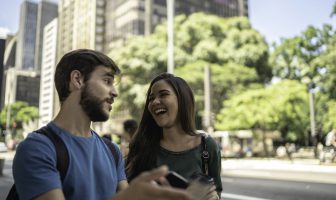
[326, 129, 336, 148]
[13, 49, 192, 200]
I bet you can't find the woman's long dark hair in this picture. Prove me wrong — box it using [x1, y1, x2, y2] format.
[125, 73, 197, 181]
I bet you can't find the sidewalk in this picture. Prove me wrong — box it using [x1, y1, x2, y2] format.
[0, 152, 14, 200]
[222, 158, 336, 184]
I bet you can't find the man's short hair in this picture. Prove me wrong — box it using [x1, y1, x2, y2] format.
[54, 49, 120, 103]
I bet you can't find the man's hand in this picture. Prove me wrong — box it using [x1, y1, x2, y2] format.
[112, 166, 193, 200]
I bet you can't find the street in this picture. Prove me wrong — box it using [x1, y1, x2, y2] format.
[1, 157, 336, 199]
[222, 176, 336, 200]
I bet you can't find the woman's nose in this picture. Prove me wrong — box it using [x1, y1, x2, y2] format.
[152, 97, 160, 104]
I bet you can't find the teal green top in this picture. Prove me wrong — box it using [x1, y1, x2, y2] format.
[156, 136, 222, 197]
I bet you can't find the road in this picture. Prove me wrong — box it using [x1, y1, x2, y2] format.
[221, 176, 336, 200]
[220, 159, 336, 200]
[1, 157, 336, 200]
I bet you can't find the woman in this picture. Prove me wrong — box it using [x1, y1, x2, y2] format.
[126, 73, 222, 199]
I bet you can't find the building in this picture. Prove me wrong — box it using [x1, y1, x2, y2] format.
[3, 68, 40, 107]
[15, 1, 38, 71]
[57, 0, 105, 60]
[0, 38, 6, 111]
[39, 19, 58, 127]
[34, 0, 58, 72]
[1, 35, 17, 109]
[104, 0, 248, 52]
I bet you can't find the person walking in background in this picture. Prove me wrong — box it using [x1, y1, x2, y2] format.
[120, 119, 138, 157]
[326, 128, 336, 148]
[11, 49, 192, 200]
[126, 73, 222, 200]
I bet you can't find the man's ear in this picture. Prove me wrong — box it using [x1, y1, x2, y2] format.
[70, 70, 83, 89]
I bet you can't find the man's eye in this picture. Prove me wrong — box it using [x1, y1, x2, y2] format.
[104, 79, 111, 84]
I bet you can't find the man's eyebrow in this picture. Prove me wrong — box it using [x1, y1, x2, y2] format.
[104, 72, 114, 78]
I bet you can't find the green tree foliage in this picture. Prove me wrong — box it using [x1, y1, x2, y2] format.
[175, 61, 261, 120]
[215, 80, 310, 143]
[331, 2, 336, 17]
[110, 13, 270, 119]
[270, 25, 336, 99]
[0, 101, 39, 129]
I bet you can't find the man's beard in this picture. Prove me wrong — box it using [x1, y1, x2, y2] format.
[80, 85, 109, 122]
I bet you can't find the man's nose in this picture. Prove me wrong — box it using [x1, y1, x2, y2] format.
[110, 86, 118, 97]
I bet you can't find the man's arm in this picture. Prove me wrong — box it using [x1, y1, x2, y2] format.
[111, 166, 193, 200]
[34, 189, 65, 200]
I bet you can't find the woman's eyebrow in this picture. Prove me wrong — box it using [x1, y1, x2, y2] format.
[149, 89, 170, 96]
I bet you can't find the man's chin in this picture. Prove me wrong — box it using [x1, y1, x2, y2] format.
[90, 113, 110, 122]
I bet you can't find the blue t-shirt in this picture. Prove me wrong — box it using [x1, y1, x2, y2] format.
[13, 122, 127, 200]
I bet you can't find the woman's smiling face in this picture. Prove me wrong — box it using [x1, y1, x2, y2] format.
[147, 80, 179, 128]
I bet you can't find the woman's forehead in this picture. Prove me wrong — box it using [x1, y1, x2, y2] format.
[150, 80, 174, 93]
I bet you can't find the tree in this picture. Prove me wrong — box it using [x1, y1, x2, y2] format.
[0, 101, 39, 130]
[110, 13, 270, 120]
[331, 2, 336, 17]
[215, 80, 310, 152]
[270, 24, 336, 99]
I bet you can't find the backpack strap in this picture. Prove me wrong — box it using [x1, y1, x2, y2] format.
[36, 126, 69, 181]
[6, 126, 69, 200]
[101, 137, 119, 167]
[201, 134, 209, 175]
[7, 127, 118, 200]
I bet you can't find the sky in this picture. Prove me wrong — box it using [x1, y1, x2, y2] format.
[0, 0, 335, 44]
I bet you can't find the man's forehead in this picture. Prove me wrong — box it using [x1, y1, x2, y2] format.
[95, 65, 116, 75]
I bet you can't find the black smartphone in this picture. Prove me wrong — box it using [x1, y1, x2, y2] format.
[165, 171, 189, 189]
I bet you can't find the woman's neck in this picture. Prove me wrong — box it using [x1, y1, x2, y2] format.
[161, 127, 200, 152]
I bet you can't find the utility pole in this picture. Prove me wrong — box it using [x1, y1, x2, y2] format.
[145, 0, 153, 36]
[308, 82, 317, 157]
[167, 0, 174, 74]
[203, 65, 213, 133]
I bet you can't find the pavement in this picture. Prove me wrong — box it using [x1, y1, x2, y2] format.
[0, 151, 14, 199]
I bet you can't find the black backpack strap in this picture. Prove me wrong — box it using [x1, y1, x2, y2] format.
[201, 134, 209, 175]
[102, 137, 119, 167]
[6, 185, 19, 200]
[6, 126, 69, 200]
[36, 126, 69, 182]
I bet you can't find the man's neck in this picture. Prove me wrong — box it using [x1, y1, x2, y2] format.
[53, 101, 92, 137]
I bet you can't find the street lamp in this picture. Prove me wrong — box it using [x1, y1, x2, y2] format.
[167, 0, 174, 74]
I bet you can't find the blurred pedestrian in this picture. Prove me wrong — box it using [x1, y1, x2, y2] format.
[120, 119, 138, 157]
[126, 72, 222, 199]
[325, 129, 336, 148]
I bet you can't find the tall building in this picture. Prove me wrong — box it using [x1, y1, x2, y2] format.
[1, 35, 17, 109]
[0, 38, 6, 111]
[34, 0, 58, 72]
[15, 1, 38, 71]
[39, 19, 58, 127]
[3, 68, 40, 107]
[104, 0, 248, 52]
[57, 0, 105, 60]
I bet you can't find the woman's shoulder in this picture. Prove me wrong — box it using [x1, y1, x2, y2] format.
[198, 132, 219, 151]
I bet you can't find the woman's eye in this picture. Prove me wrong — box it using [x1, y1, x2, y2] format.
[160, 93, 168, 97]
